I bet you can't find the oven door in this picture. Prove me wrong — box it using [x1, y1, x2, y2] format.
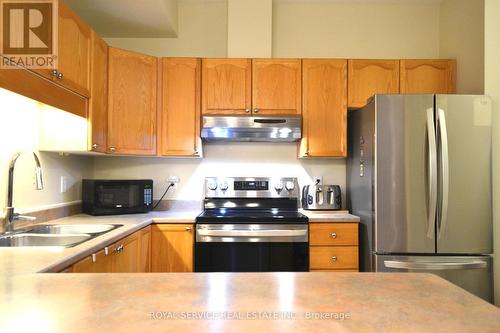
[195, 224, 309, 272]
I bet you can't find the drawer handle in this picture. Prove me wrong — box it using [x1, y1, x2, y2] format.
[185, 227, 192, 231]
[331, 256, 337, 262]
[331, 232, 337, 239]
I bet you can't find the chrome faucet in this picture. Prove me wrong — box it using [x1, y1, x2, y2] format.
[3, 152, 44, 234]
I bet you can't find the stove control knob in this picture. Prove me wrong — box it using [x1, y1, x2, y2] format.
[207, 181, 217, 191]
[219, 181, 229, 191]
[274, 181, 284, 192]
[285, 181, 295, 191]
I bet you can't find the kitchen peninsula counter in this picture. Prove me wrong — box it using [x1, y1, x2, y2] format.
[0, 272, 498, 333]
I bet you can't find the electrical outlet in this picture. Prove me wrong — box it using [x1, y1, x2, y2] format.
[168, 176, 180, 185]
[60, 176, 67, 193]
[313, 176, 322, 185]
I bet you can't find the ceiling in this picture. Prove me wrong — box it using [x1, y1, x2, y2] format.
[64, 0, 179, 38]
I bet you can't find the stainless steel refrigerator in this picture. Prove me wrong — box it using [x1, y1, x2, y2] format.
[347, 94, 493, 302]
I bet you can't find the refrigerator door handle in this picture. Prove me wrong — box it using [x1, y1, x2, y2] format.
[384, 260, 487, 270]
[437, 108, 449, 239]
[426, 108, 438, 239]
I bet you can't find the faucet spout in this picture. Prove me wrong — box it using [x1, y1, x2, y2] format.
[4, 151, 44, 234]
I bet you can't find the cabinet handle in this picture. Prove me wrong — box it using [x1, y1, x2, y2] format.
[57, 72, 63, 80]
[114, 244, 124, 253]
[91, 253, 97, 263]
[193, 150, 199, 156]
[253, 108, 259, 114]
[331, 232, 337, 239]
[185, 227, 192, 231]
[331, 256, 337, 262]
[92, 143, 98, 149]
[104, 246, 109, 255]
[51, 69, 58, 78]
[109, 147, 116, 152]
[245, 109, 251, 114]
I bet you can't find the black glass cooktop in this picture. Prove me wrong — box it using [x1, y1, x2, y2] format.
[196, 209, 309, 224]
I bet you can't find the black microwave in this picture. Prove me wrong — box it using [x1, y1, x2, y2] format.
[82, 179, 153, 216]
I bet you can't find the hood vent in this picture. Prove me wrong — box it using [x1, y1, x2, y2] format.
[201, 116, 302, 142]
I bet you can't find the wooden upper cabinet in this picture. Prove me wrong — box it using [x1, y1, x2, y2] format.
[202, 58, 252, 115]
[301, 59, 347, 157]
[56, 2, 92, 97]
[88, 31, 108, 153]
[160, 58, 201, 156]
[400, 59, 456, 94]
[108, 47, 157, 155]
[151, 224, 194, 272]
[348, 59, 399, 109]
[252, 59, 302, 115]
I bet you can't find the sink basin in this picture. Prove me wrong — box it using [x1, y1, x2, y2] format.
[0, 234, 91, 247]
[26, 224, 122, 236]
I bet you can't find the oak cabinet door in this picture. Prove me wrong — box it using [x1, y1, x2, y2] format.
[252, 59, 302, 115]
[202, 58, 252, 115]
[348, 59, 399, 109]
[139, 226, 152, 272]
[160, 58, 201, 156]
[88, 31, 108, 153]
[72, 249, 111, 273]
[108, 47, 157, 155]
[56, 2, 92, 97]
[301, 59, 347, 157]
[112, 231, 141, 273]
[151, 224, 194, 272]
[400, 59, 456, 94]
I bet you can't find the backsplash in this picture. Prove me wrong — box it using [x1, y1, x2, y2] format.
[93, 142, 346, 203]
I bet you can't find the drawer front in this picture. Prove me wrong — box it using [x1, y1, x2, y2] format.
[310, 223, 358, 246]
[310, 246, 359, 270]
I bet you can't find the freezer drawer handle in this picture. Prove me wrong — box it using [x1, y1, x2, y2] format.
[383, 260, 487, 271]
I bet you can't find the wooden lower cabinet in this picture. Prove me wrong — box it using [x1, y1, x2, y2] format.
[70, 226, 151, 273]
[309, 222, 359, 272]
[151, 224, 194, 272]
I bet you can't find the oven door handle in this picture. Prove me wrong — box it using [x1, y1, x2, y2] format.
[197, 229, 308, 237]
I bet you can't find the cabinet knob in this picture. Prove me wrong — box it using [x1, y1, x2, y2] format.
[57, 72, 63, 80]
[51, 69, 58, 78]
[331, 256, 337, 262]
[109, 147, 116, 152]
[104, 247, 109, 256]
[245, 109, 251, 114]
[193, 150, 199, 156]
[92, 143, 98, 149]
[115, 244, 124, 253]
[253, 108, 259, 114]
[331, 232, 337, 239]
[91, 253, 97, 263]
[185, 227, 192, 231]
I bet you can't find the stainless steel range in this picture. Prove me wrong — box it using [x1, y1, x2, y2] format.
[195, 177, 309, 272]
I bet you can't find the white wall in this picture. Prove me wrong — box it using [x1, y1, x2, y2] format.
[93, 143, 346, 202]
[485, 0, 500, 306]
[0, 89, 93, 215]
[272, 0, 440, 58]
[440, 0, 484, 94]
[227, 0, 273, 57]
[105, 0, 227, 57]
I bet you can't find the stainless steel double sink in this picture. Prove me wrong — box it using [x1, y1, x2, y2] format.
[0, 224, 123, 248]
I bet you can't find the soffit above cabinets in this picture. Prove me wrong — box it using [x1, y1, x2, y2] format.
[64, 0, 179, 38]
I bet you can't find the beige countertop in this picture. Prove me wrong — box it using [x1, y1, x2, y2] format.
[0, 209, 360, 276]
[0, 210, 201, 275]
[0, 272, 498, 333]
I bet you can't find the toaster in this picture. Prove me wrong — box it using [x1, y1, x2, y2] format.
[301, 185, 342, 210]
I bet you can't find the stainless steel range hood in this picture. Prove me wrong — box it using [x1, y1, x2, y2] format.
[201, 116, 302, 142]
